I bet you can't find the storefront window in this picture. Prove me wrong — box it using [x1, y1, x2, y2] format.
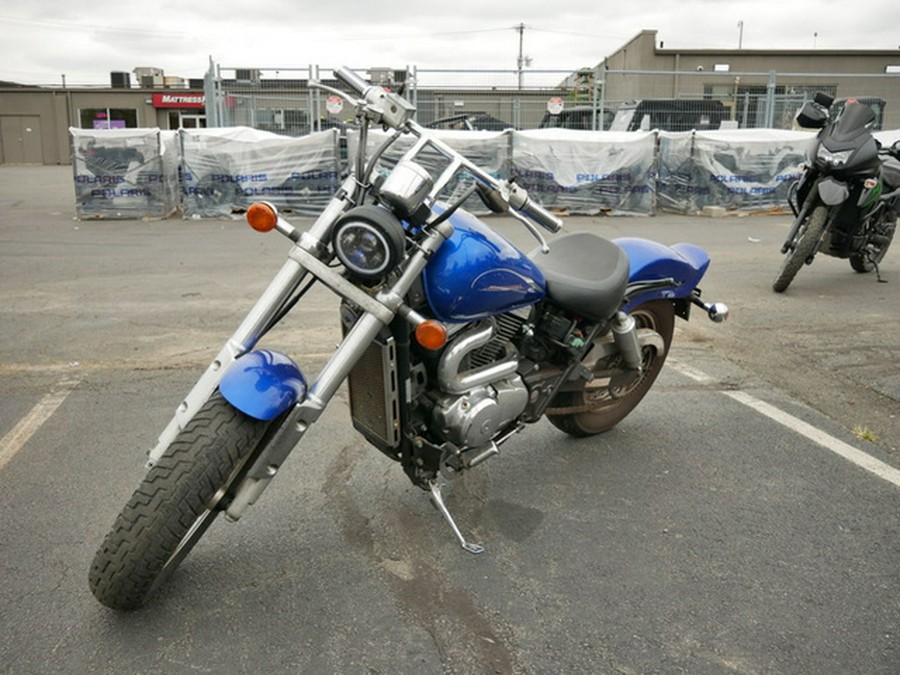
[80, 108, 138, 129]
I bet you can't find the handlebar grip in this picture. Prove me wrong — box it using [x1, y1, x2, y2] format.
[334, 66, 370, 96]
[518, 197, 563, 233]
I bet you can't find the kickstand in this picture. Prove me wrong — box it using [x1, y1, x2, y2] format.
[428, 482, 485, 554]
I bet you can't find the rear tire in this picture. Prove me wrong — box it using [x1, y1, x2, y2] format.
[89, 392, 269, 610]
[773, 205, 828, 293]
[546, 300, 675, 437]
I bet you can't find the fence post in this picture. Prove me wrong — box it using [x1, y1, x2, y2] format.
[203, 57, 221, 128]
[599, 63, 608, 131]
[764, 70, 777, 128]
[410, 65, 418, 121]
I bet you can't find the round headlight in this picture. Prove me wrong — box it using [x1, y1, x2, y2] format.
[332, 205, 406, 281]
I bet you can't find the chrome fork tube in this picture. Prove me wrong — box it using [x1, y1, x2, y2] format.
[226, 220, 456, 510]
[149, 177, 365, 466]
[148, 257, 310, 466]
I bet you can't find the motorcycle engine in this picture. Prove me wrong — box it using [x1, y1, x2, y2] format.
[431, 377, 528, 449]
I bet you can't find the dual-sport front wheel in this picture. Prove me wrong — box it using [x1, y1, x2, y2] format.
[89, 392, 270, 611]
[546, 300, 675, 436]
[773, 205, 829, 293]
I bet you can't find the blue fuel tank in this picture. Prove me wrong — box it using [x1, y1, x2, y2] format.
[422, 208, 547, 322]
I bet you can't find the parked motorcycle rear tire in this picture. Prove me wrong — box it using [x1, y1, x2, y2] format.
[773, 205, 828, 293]
[89, 392, 270, 611]
[850, 215, 895, 273]
[546, 300, 675, 437]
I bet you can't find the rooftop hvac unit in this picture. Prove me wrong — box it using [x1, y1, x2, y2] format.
[235, 69, 261, 83]
[110, 71, 131, 88]
[134, 67, 164, 89]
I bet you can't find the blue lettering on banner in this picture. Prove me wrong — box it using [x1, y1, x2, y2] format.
[137, 174, 164, 184]
[710, 174, 759, 183]
[517, 181, 576, 194]
[211, 174, 269, 183]
[90, 188, 152, 198]
[76, 175, 125, 185]
[518, 169, 555, 181]
[723, 186, 777, 195]
[240, 186, 290, 196]
[594, 184, 652, 195]
[576, 173, 632, 183]
[289, 170, 339, 181]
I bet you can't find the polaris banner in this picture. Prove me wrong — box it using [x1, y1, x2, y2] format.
[69, 126, 842, 220]
[180, 127, 341, 218]
[512, 130, 658, 216]
[70, 128, 179, 220]
[657, 129, 815, 214]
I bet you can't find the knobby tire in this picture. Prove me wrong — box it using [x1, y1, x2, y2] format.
[773, 205, 829, 292]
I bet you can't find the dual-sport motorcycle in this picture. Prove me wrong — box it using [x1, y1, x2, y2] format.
[89, 67, 728, 610]
[773, 92, 900, 292]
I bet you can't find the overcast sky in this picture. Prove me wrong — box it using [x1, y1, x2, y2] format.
[2, 0, 900, 86]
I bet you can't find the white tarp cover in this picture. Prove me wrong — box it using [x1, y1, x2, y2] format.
[179, 127, 340, 218]
[70, 127, 178, 220]
[512, 129, 658, 216]
[349, 128, 511, 214]
[657, 129, 816, 214]
[69, 125, 900, 221]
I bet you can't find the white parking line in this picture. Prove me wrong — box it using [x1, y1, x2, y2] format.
[0, 375, 81, 472]
[669, 361, 900, 488]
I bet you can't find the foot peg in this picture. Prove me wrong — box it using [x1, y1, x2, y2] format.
[428, 482, 484, 555]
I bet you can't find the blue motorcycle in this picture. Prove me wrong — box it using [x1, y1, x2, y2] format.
[90, 67, 728, 610]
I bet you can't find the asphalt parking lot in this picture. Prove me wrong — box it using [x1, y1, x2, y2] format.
[1, 165, 898, 674]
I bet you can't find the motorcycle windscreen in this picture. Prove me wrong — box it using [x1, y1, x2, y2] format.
[422, 208, 547, 323]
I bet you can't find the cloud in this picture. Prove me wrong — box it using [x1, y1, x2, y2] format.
[2, 0, 899, 85]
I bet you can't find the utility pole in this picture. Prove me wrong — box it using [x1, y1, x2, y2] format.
[517, 23, 525, 90]
[737, 21, 744, 49]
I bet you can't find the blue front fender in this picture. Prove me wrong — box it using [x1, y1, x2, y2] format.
[614, 237, 710, 312]
[219, 349, 306, 421]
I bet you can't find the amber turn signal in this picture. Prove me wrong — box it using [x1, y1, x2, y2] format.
[415, 320, 448, 350]
[246, 202, 278, 233]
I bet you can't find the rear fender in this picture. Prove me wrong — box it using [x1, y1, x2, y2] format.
[219, 349, 307, 421]
[614, 237, 710, 313]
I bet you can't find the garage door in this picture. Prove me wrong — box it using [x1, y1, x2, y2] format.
[1, 115, 44, 164]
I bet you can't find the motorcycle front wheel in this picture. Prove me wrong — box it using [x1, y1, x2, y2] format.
[89, 392, 271, 610]
[850, 214, 895, 272]
[773, 205, 829, 293]
[546, 300, 675, 437]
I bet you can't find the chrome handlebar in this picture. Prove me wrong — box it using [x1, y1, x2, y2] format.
[326, 67, 563, 236]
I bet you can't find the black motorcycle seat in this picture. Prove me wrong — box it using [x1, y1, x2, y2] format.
[530, 232, 630, 321]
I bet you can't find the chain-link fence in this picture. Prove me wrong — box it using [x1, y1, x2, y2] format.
[204, 62, 900, 136]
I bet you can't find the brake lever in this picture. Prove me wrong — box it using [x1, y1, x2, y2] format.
[508, 209, 550, 254]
